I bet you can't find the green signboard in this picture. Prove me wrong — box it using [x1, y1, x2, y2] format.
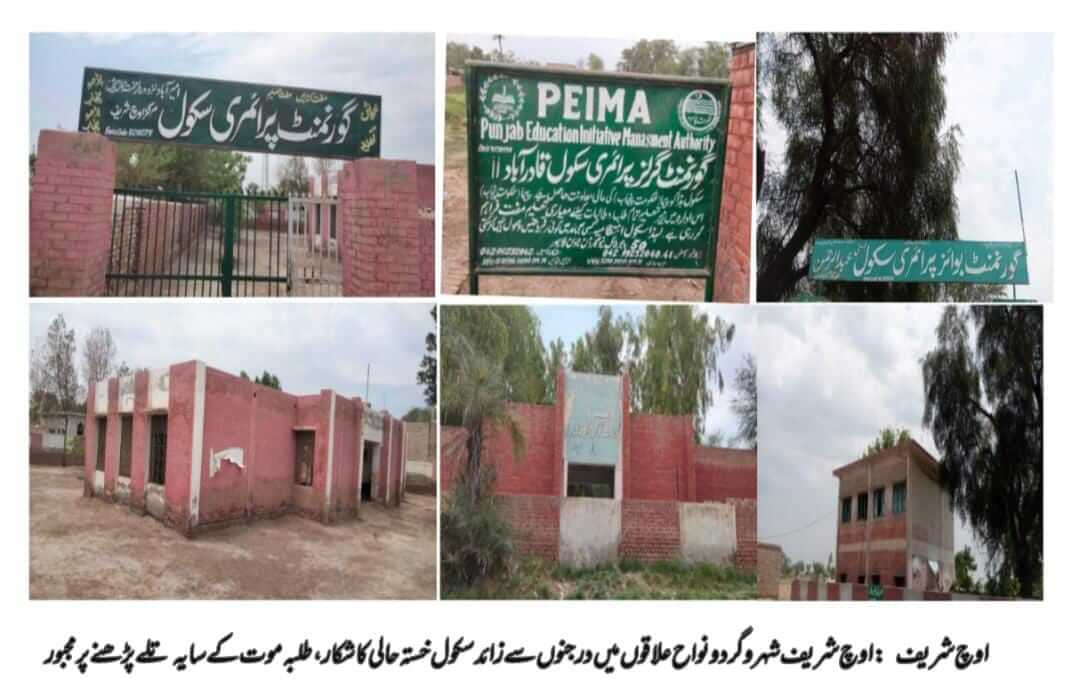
[868, 583, 885, 601]
[809, 239, 1029, 284]
[564, 371, 622, 467]
[466, 62, 731, 298]
[79, 67, 380, 159]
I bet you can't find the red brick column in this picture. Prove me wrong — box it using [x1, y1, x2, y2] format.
[712, 44, 755, 303]
[30, 130, 116, 297]
[337, 159, 433, 297]
[129, 370, 150, 514]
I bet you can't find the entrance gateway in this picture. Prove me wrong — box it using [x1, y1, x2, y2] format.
[465, 62, 731, 300]
[79, 67, 381, 297]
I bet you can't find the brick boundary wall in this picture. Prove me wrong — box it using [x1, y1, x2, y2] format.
[496, 494, 560, 561]
[110, 198, 208, 278]
[757, 543, 783, 599]
[733, 499, 758, 574]
[619, 499, 681, 563]
[711, 43, 754, 303]
[789, 578, 1005, 601]
[30, 130, 116, 296]
[30, 450, 76, 466]
[337, 159, 435, 296]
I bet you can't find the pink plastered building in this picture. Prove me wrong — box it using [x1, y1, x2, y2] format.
[84, 360, 408, 535]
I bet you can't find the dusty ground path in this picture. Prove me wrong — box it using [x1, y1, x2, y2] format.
[30, 466, 435, 600]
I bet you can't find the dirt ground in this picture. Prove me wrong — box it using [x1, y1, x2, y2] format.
[439, 86, 706, 301]
[30, 466, 435, 600]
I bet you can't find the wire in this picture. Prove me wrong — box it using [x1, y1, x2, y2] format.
[760, 508, 834, 541]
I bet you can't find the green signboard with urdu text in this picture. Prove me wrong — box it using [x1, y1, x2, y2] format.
[809, 239, 1029, 285]
[467, 62, 731, 297]
[79, 67, 381, 159]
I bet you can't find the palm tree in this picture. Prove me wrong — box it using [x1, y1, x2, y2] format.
[492, 34, 505, 59]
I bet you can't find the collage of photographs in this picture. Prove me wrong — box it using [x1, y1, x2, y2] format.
[26, 31, 1046, 610]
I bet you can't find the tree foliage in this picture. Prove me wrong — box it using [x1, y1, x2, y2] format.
[921, 305, 1042, 598]
[953, 545, 978, 593]
[114, 143, 250, 192]
[756, 33, 1002, 302]
[863, 426, 912, 457]
[418, 306, 438, 407]
[618, 39, 728, 79]
[731, 354, 757, 446]
[81, 327, 117, 389]
[569, 306, 628, 375]
[446, 41, 489, 71]
[624, 306, 735, 439]
[30, 314, 81, 420]
[277, 156, 310, 195]
[240, 370, 282, 390]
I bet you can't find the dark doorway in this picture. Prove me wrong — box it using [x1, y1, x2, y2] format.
[119, 415, 133, 478]
[361, 441, 377, 501]
[95, 417, 107, 472]
[148, 415, 168, 485]
[294, 431, 315, 486]
[566, 464, 615, 498]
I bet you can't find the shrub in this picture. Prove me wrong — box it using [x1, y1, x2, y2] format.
[440, 465, 513, 589]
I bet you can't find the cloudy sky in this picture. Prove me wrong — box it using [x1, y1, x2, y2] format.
[532, 303, 756, 445]
[756, 304, 989, 574]
[758, 33, 1053, 301]
[29, 302, 434, 418]
[29, 33, 435, 186]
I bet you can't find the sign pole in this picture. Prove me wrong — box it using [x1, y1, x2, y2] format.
[1013, 169, 1027, 301]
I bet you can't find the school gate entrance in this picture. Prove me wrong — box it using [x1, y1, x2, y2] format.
[30, 68, 435, 298]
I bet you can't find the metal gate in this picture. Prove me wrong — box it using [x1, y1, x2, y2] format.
[287, 195, 343, 297]
[106, 188, 293, 297]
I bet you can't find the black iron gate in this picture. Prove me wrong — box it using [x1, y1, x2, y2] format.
[106, 188, 291, 297]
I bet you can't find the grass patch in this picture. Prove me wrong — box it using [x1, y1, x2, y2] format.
[444, 88, 467, 172]
[443, 557, 758, 600]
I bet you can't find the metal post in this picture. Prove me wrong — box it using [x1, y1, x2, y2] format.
[221, 195, 236, 297]
[1013, 170, 1027, 302]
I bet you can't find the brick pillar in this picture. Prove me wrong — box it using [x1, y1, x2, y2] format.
[129, 370, 150, 514]
[337, 159, 432, 296]
[552, 369, 566, 496]
[30, 130, 116, 297]
[83, 383, 97, 497]
[712, 44, 755, 303]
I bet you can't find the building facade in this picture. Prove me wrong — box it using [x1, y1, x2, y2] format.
[85, 360, 408, 535]
[833, 438, 954, 591]
[442, 369, 757, 572]
[39, 411, 84, 451]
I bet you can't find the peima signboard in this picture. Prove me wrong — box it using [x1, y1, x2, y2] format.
[466, 62, 731, 298]
[563, 372, 623, 467]
[809, 239, 1029, 285]
[78, 67, 381, 159]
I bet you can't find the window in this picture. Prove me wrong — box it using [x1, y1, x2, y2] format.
[871, 574, 881, 586]
[148, 415, 168, 485]
[95, 418, 107, 472]
[118, 415, 133, 478]
[294, 431, 315, 486]
[566, 465, 615, 498]
[329, 204, 337, 240]
[894, 576, 906, 588]
[856, 492, 868, 521]
[839, 573, 848, 583]
[892, 481, 907, 514]
[841, 497, 852, 523]
[857, 575, 866, 585]
[873, 487, 885, 518]
[77, 422, 84, 436]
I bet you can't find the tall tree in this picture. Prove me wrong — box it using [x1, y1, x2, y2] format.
[922, 305, 1042, 598]
[115, 143, 249, 192]
[439, 306, 546, 425]
[81, 326, 117, 388]
[31, 315, 80, 416]
[418, 306, 438, 407]
[624, 306, 735, 439]
[543, 337, 567, 405]
[277, 156, 309, 195]
[675, 42, 729, 79]
[953, 546, 978, 592]
[585, 53, 605, 71]
[618, 39, 680, 75]
[863, 426, 912, 457]
[446, 42, 487, 71]
[756, 33, 1000, 302]
[570, 306, 627, 375]
[731, 354, 757, 446]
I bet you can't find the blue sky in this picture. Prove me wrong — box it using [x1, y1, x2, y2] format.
[759, 33, 1054, 301]
[29, 302, 434, 418]
[531, 303, 757, 444]
[29, 33, 435, 186]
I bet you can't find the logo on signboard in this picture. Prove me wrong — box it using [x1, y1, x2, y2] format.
[678, 89, 721, 133]
[480, 75, 525, 122]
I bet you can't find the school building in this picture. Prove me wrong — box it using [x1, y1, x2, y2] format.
[442, 369, 757, 572]
[85, 360, 408, 535]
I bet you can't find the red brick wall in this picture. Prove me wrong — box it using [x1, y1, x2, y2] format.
[337, 159, 434, 296]
[619, 500, 681, 562]
[711, 44, 754, 303]
[757, 543, 783, 598]
[734, 499, 758, 573]
[30, 130, 116, 297]
[417, 164, 435, 212]
[625, 414, 692, 502]
[694, 446, 756, 502]
[496, 494, 560, 561]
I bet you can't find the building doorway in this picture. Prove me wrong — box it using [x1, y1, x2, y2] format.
[148, 414, 168, 485]
[361, 442, 377, 502]
[95, 417, 107, 472]
[294, 431, 315, 486]
[118, 415, 133, 479]
[566, 464, 616, 498]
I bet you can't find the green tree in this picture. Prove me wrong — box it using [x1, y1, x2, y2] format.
[863, 426, 912, 457]
[922, 305, 1042, 598]
[954, 546, 978, 592]
[675, 42, 729, 79]
[276, 156, 309, 195]
[585, 53, 605, 71]
[570, 306, 628, 375]
[239, 370, 281, 390]
[625, 306, 735, 439]
[618, 39, 680, 75]
[440, 306, 546, 425]
[731, 354, 757, 446]
[446, 41, 487, 71]
[417, 306, 438, 407]
[543, 337, 567, 405]
[402, 407, 434, 422]
[114, 143, 249, 192]
[30, 314, 81, 420]
[756, 33, 1001, 302]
